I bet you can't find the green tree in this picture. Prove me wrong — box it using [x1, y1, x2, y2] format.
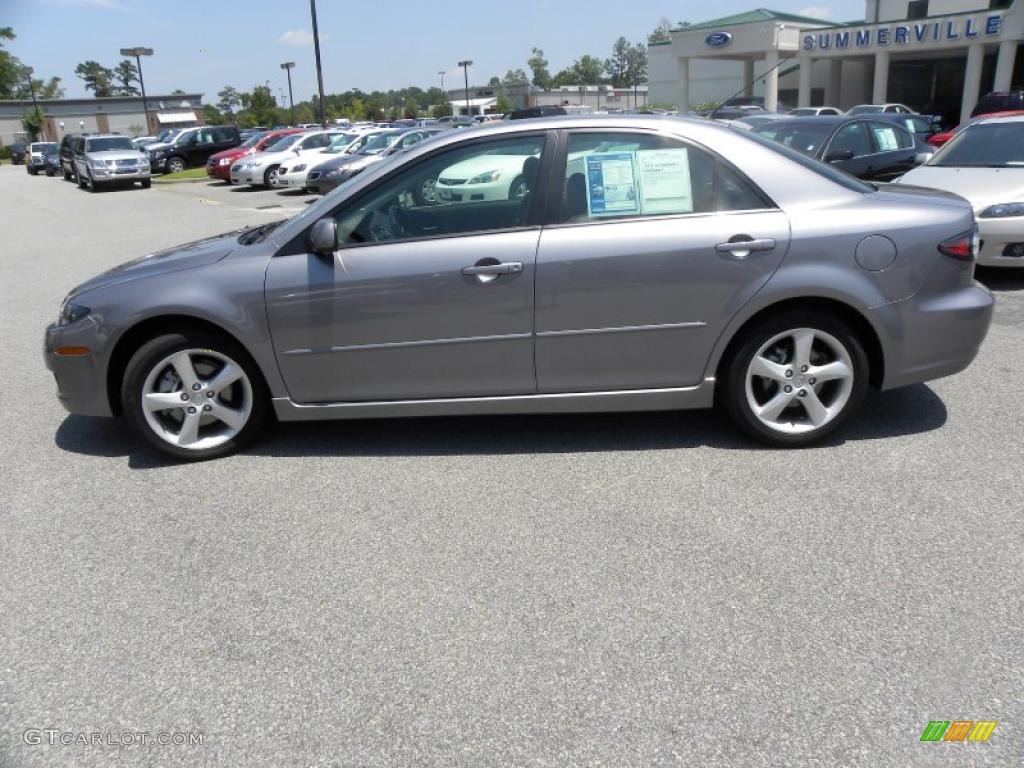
[248, 85, 279, 126]
[0, 27, 21, 98]
[648, 18, 674, 44]
[604, 37, 631, 87]
[503, 68, 529, 85]
[625, 43, 648, 108]
[365, 98, 385, 122]
[488, 76, 501, 86]
[430, 103, 450, 119]
[38, 77, 63, 98]
[494, 94, 512, 114]
[217, 85, 242, 123]
[74, 60, 115, 97]
[112, 58, 139, 95]
[22, 105, 44, 141]
[527, 47, 552, 89]
[202, 104, 225, 125]
[403, 99, 418, 119]
[170, 88, 186, 95]
[554, 55, 605, 86]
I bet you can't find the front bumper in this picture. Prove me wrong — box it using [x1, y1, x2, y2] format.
[90, 168, 151, 183]
[230, 165, 263, 186]
[977, 217, 1024, 267]
[147, 155, 167, 172]
[306, 171, 344, 195]
[206, 161, 233, 180]
[43, 321, 114, 418]
[275, 169, 309, 189]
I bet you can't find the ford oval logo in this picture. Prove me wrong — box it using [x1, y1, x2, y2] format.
[705, 32, 732, 47]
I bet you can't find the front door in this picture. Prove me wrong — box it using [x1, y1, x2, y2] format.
[266, 132, 551, 403]
[534, 129, 790, 393]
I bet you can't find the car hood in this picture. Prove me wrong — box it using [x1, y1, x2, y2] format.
[438, 153, 534, 179]
[247, 149, 297, 166]
[310, 153, 371, 171]
[895, 165, 1024, 212]
[68, 230, 245, 299]
[211, 146, 250, 162]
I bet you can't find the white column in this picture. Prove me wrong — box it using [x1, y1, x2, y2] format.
[961, 43, 985, 124]
[826, 59, 843, 107]
[743, 59, 755, 97]
[994, 40, 1018, 92]
[677, 57, 690, 113]
[872, 50, 890, 104]
[798, 57, 813, 108]
[764, 50, 780, 112]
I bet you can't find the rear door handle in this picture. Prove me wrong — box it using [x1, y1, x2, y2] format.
[715, 238, 776, 257]
[461, 262, 523, 276]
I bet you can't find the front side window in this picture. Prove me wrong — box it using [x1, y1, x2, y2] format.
[330, 134, 547, 246]
[557, 132, 768, 224]
[827, 123, 873, 158]
[301, 134, 331, 149]
[868, 122, 914, 151]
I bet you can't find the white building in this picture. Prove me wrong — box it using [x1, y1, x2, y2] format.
[649, 1, 1023, 123]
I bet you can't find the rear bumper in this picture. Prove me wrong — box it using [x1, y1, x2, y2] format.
[871, 281, 994, 390]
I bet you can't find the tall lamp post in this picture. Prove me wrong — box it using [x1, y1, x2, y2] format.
[120, 47, 154, 133]
[309, 0, 327, 127]
[438, 70, 447, 116]
[280, 62, 296, 125]
[457, 59, 473, 117]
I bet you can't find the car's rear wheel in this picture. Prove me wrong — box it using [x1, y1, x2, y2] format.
[166, 156, 186, 174]
[46, 168, 55, 177]
[122, 333, 269, 462]
[722, 312, 868, 447]
[63, 167, 72, 180]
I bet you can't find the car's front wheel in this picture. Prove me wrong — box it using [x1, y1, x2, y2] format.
[722, 312, 868, 447]
[264, 165, 280, 187]
[122, 333, 269, 461]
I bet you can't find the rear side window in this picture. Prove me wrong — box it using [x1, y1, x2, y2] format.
[868, 122, 914, 151]
[740, 130, 874, 193]
[557, 131, 770, 224]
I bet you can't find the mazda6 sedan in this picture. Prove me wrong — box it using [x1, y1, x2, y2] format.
[44, 115, 994, 461]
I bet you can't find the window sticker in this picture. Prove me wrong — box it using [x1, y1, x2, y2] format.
[636, 149, 693, 215]
[874, 126, 899, 151]
[584, 153, 640, 216]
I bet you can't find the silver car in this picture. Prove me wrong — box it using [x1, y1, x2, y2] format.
[72, 134, 152, 191]
[44, 116, 994, 461]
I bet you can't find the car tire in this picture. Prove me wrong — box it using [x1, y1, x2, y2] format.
[721, 311, 869, 448]
[413, 176, 437, 206]
[166, 156, 186, 174]
[87, 171, 97, 192]
[122, 332, 269, 462]
[63, 168, 72, 180]
[141, 178, 151, 189]
[507, 174, 527, 200]
[46, 169, 55, 177]
[264, 166, 279, 187]
[75, 168, 85, 188]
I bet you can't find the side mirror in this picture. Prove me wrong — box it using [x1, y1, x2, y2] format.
[310, 218, 338, 255]
[913, 151, 932, 166]
[824, 148, 855, 163]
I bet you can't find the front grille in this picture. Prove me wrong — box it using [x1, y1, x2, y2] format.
[439, 178, 467, 185]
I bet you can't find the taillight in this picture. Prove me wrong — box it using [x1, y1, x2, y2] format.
[938, 227, 979, 261]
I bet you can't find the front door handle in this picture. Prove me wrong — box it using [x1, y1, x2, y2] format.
[715, 238, 776, 258]
[461, 261, 523, 277]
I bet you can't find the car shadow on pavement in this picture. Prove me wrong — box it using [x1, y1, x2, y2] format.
[976, 267, 1024, 292]
[54, 384, 947, 468]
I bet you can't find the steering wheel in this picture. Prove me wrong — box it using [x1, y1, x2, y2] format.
[387, 204, 412, 239]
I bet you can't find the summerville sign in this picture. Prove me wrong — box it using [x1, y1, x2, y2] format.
[803, 14, 1004, 51]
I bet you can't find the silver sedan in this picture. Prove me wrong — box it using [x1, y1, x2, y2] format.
[44, 115, 993, 460]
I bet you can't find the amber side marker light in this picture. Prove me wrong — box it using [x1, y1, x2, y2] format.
[55, 346, 90, 357]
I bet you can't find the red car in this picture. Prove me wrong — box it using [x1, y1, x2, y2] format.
[206, 128, 305, 181]
[927, 110, 1024, 147]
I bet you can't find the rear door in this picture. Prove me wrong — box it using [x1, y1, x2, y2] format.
[864, 121, 919, 180]
[533, 129, 790, 393]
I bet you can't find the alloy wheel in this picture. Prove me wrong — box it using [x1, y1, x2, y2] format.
[140, 348, 253, 450]
[744, 327, 854, 434]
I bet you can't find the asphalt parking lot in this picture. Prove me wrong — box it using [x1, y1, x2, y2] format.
[2, 163, 1022, 767]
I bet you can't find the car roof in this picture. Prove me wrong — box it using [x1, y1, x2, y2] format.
[972, 114, 1024, 125]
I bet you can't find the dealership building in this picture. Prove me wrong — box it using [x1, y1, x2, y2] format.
[649, 0, 1024, 124]
[0, 93, 205, 146]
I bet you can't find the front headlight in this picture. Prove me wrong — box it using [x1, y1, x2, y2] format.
[218, 158, 232, 166]
[291, 164, 306, 173]
[326, 167, 347, 178]
[979, 202, 1024, 218]
[58, 301, 91, 326]
[468, 170, 501, 184]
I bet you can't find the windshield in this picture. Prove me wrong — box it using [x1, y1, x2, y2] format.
[240, 133, 265, 149]
[43, 144, 59, 155]
[752, 123, 833, 156]
[264, 134, 298, 152]
[31, 142, 57, 152]
[929, 121, 1024, 167]
[740, 129, 874, 193]
[358, 133, 401, 154]
[848, 106, 883, 114]
[321, 133, 358, 154]
[86, 137, 136, 152]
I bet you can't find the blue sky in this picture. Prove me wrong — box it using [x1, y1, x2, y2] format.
[6, 0, 867, 101]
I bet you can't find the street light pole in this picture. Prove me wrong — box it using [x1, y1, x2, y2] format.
[309, 0, 327, 127]
[280, 62, 296, 125]
[120, 47, 153, 133]
[458, 60, 473, 116]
